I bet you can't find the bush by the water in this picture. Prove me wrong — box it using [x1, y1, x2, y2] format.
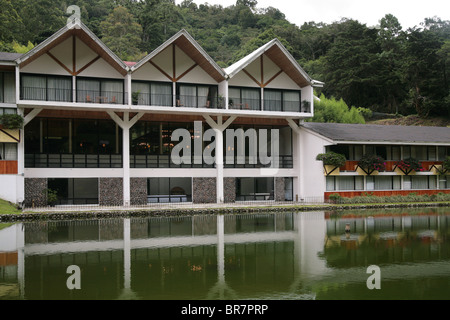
[328, 192, 450, 204]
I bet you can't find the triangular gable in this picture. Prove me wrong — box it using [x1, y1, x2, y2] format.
[225, 39, 320, 88]
[16, 19, 128, 77]
[131, 29, 226, 83]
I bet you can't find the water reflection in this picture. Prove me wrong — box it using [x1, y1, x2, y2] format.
[0, 208, 450, 300]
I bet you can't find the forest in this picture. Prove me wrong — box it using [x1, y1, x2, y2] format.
[0, 0, 449, 120]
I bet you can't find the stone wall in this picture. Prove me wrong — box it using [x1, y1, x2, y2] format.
[99, 178, 123, 206]
[193, 177, 216, 203]
[275, 177, 286, 202]
[130, 178, 147, 206]
[24, 178, 47, 207]
[224, 178, 236, 203]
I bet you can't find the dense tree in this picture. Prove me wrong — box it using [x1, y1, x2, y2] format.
[0, 0, 448, 121]
[100, 6, 145, 61]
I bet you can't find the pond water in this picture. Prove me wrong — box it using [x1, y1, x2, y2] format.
[1, 207, 450, 300]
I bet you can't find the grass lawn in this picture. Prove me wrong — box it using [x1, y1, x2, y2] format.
[0, 199, 21, 214]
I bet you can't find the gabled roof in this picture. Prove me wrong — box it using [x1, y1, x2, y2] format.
[131, 29, 226, 83]
[224, 39, 323, 88]
[302, 122, 450, 145]
[15, 18, 128, 76]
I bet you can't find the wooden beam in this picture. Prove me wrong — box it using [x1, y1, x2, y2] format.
[262, 70, 283, 88]
[175, 63, 198, 82]
[149, 60, 174, 82]
[75, 55, 101, 75]
[46, 52, 73, 75]
[242, 69, 261, 87]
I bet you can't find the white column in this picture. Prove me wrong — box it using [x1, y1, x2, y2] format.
[107, 111, 144, 207]
[215, 127, 224, 203]
[123, 112, 131, 206]
[203, 115, 236, 203]
[127, 74, 132, 106]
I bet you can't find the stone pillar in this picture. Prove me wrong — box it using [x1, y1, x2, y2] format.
[224, 178, 236, 203]
[193, 177, 216, 204]
[99, 178, 123, 206]
[130, 178, 147, 206]
[24, 178, 47, 207]
[275, 177, 285, 202]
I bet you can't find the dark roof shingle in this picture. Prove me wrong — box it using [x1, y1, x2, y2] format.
[0, 52, 22, 62]
[302, 122, 450, 144]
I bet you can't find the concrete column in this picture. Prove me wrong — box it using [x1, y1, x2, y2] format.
[123, 113, 130, 206]
[107, 111, 144, 206]
[203, 115, 236, 203]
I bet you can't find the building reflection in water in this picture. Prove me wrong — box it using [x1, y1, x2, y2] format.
[0, 208, 450, 300]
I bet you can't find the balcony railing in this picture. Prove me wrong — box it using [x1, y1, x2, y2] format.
[263, 99, 310, 113]
[21, 87, 126, 104]
[176, 94, 223, 109]
[76, 89, 125, 104]
[224, 155, 293, 169]
[25, 154, 123, 168]
[21, 87, 73, 102]
[228, 98, 261, 111]
[130, 154, 214, 168]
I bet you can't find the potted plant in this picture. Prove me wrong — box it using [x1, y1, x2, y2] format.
[44, 188, 58, 207]
[0, 114, 24, 129]
[357, 154, 386, 175]
[395, 157, 424, 175]
[316, 151, 346, 175]
[132, 91, 140, 105]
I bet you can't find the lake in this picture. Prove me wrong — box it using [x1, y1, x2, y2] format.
[1, 207, 450, 300]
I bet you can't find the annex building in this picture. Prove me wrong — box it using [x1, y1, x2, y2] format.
[0, 18, 449, 208]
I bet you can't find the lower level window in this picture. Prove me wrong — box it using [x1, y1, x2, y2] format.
[147, 178, 192, 203]
[48, 178, 99, 205]
[236, 177, 274, 201]
[0, 143, 17, 160]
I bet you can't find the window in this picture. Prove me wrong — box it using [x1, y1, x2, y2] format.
[0, 143, 17, 160]
[0, 72, 15, 103]
[48, 178, 99, 205]
[132, 81, 172, 106]
[264, 89, 301, 112]
[236, 177, 274, 201]
[21, 74, 72, 102]
[176, 83, 218, 108]
[147, 178, 192, 203]
[229, 87, 260, 110]
[77, 77, 124, 104]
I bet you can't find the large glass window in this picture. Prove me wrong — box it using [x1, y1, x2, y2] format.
[21, 74, 71, 102]
[176, 83, 218, 108]
[264, 89, 301, 112]
[77, 77, 124, 104]
[236, 177, 274, 201]
[0, 143, 17, 160]
[229, 87, 260, 110]
[132, 81, 172, 106]
[0, 72, 15, 103]
[147, 177, 192, 203]
[48, 178, 99, 205]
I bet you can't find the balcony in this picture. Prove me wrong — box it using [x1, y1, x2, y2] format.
[21, 87, 127, 105]
[25, 154, 123, 168]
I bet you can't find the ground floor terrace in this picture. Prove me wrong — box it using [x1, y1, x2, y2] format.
[2, 108, 450, 207]
[4, 108, 300, 207]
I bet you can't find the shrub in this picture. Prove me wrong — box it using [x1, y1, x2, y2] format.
[443, 156, 450, 171]
[396, 158, 424, 173]
[0, 114, 24, 129]
[358, 154, 386, 173]
[316, 152, 347, 167]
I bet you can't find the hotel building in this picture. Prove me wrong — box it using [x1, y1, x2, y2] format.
[0, 18, 449, 207]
